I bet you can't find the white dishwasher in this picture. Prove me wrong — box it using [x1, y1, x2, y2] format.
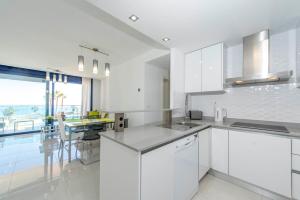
[175, 133, 199, 200]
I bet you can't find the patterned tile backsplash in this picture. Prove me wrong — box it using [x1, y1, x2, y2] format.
[191, 83, 300, 123]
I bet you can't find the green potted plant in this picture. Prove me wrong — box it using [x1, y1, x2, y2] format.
[45, 116, 54, 125]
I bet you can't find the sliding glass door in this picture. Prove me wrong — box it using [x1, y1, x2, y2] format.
[53, 82, 82, 119]
[0, 76, 46, 135]
[0, 66, 83, 136]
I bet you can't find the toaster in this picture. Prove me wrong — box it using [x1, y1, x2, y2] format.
[189, 110, 203, 120]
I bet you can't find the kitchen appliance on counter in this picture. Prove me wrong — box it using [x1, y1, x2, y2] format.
[175, 133, 199, 200]
[214, 107, 227, 122]
[189, 110, 203, 120]
[231, 122, 289, 133]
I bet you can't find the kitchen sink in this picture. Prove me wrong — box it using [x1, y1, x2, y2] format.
[158, 121, 202, 131]
[176, 122, 202, 127]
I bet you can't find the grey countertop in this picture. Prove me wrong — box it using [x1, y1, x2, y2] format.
[100, 117, 300, 153]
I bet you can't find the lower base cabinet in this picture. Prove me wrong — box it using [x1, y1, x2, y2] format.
[211, 128, 228, 174]
[141, 142, 176, 200]
[229, 130, 291, 198]
[198, 128, 211, 180]
[293, 173, 300, 200]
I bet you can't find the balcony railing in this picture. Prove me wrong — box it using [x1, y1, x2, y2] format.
[0, 105, 81, 135]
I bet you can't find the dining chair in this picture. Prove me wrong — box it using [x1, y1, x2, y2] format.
[87, 111, 100, 119]
[57, 115, 85, 160]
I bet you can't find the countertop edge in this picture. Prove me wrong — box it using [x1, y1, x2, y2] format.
[141, 125, 210, 154]
[101, 120, 300, 154]
[100, 134, 141, 152]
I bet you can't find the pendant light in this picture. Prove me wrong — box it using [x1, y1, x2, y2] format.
[58, 74, 63, 82]
[78, 55, 84, 71]
[93, 59, 98, 74]
[105, 63, 110, 77]
[64, 75, 68, 84]
[52, 74, 57, 83]
[46, 72, 50, 81]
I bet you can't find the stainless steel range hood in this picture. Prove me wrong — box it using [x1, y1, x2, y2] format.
[226, 30, 293, 86]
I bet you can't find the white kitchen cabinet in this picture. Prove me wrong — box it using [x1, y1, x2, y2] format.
[293, 173, 300, 200]
[201, 43, 224, 92]
[100, 137, 140, 200]
[211, 128, 228, 174]
[184, 43, 224, 93]
[293, 139, 300, 155]
[170, 48, 185, 111]
[293, 154, 300, 171]
[141, 142, 176, 200]
[229, 130, 291, 198]
[185, 50, 202, 93]
[198, 128, 211, 180]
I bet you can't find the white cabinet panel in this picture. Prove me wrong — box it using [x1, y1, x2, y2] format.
[185, 50, 202, 93]
[229, 130, 291, 198]
[211, 128, 228, 174]
[293, 173, 300, 200]
[293, 139, 300, 155]
[100, 137, 140, 200]
[202, 43, 224, 92]
[293, 154, 300, 171]
[141, 142, 176, 200]
[198, 128, 211, 180]
[170, 48, 185, 111]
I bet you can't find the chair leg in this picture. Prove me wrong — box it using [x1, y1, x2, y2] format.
[75, 140, 78, 159]
[75, 138, 81, 159]
[58, 140, 64, 159]
[58, 140, 61, 158]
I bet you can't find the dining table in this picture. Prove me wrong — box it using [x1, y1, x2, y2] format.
[64, 118, 114, 162]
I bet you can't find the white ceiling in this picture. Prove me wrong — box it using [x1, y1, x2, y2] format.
[147, 54, 170, 69]
[0, 0, 165, 79]
[87, 0, 300, 52]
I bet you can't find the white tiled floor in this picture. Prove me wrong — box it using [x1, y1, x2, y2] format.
[0, 133, 274, 200]
[0, 133, 99, 200]
[193, 175, 272, 200]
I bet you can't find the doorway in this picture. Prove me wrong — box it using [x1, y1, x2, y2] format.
[163, 78, 170, 122]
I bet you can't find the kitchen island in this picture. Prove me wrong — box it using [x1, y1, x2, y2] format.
[100, 118, 300, 200]
[99, 122, 209, 200]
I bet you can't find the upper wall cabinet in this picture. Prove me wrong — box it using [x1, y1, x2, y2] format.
[202, 43, 224, 92]
[185, 43, 224, 93]
[185, 50, 202, 93]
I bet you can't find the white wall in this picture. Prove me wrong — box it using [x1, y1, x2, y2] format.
[191, 28, 300, 123]
[170, 48, 185, 117]
[144, 64, 169, 124]
[92, 79, 101, 111]
[296, 27, 300, 83]
[191, 83, 300, 123]
[106, 49, 169, 127]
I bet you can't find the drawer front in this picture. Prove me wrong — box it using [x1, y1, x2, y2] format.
[293, 155, 300, 172]
[293, 139, 300, 155]
[293, 173, 300, 200]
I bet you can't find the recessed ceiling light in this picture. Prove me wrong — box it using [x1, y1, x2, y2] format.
[162, 37, 170, 42]
[129, 15, 139, 22]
